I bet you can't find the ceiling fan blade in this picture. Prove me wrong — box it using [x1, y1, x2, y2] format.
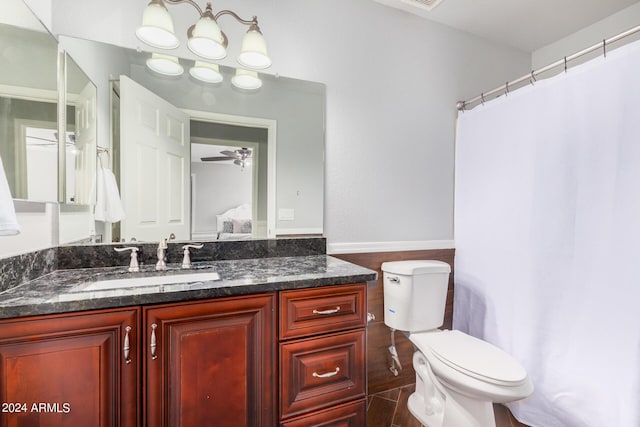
[220, 150, 240, 158]
[200, 156, 234, 162]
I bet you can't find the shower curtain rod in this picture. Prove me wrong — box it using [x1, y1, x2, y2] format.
[456, 23, 640, 111]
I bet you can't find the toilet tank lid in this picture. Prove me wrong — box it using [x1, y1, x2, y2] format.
[381, 260, 451, 275]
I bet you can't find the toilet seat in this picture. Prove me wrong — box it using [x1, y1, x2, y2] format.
[410, 330, 528, 387]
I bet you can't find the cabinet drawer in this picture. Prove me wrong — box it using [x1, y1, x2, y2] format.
[280, 283, 366, 340]
[280, 330, 366, 419]
[280, 399, 366, 427]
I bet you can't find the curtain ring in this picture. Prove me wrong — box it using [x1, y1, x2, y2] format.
[530, 70, 537, 85]
[603, 39, 607, 58]
[564, 56, 568, 73]
[505, 82, 509, 96]
[481, 93, 485, 105]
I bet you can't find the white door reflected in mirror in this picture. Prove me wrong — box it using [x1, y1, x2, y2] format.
[119, 75, 191, 242]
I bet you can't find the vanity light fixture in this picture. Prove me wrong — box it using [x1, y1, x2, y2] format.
[136, 0, 180, 49]
[189, 61, 223, 83]
[146, 53, 184, 76]
[231, 68, 262, 90]
[136, 0, 272, 70]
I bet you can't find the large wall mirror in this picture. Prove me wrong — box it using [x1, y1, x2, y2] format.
[63, 54, 97, 206]
[1, 0, 59, 203]
[59, 34, 325, 243]
[1, 0, 97, 211]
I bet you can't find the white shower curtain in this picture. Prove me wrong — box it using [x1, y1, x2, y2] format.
[454, 40, 640, 427]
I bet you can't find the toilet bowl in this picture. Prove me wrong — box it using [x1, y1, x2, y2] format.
[409, 330, 533, 427]
[381, 260, 533, 427]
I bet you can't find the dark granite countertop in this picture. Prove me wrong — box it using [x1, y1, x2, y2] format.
[0, 255, 377, 319]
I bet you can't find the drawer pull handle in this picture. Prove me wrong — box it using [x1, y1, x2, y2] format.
[312, 367, 340, 378]
[150, 323, 158, 360]
[123, 326, 132, 364]
[312, 306, 341, 315]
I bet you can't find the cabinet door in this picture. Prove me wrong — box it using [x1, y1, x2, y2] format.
[144, 293, 276, 427]
[0, 308, 140, 427]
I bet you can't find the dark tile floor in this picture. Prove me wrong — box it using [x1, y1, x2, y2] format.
[367, 384, 530, 427]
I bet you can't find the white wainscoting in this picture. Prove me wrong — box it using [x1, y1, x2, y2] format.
[327, 240, 455, 255]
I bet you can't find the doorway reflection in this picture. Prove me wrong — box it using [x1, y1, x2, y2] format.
[190, 144, 254, 240]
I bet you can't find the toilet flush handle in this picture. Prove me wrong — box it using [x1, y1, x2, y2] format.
[387, 275, 400, 284]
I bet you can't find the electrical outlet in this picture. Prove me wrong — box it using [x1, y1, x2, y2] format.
[278, 208, 295, 221]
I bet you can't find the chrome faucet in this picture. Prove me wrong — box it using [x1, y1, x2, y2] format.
[156, 238, 168, 270]
[114, 247, 140, 272]
[181, 243, 204, 269]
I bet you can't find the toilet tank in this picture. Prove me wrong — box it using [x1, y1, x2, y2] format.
[381, 260, 451, 332]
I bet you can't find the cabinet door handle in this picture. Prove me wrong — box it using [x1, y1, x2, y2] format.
[123, 326, 132, 364]
[312, 367, 340, 378]
[150, 323, 158, 360]
[312, 306, 341, 315]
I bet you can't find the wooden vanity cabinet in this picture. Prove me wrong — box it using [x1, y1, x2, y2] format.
[279, 283, 367, 424]
[0, 283, 366, 427]
[0, 308, 140, 427]
[144, 293, 276, 427]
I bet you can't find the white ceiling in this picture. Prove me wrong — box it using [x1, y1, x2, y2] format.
[375, 0, 640, 52]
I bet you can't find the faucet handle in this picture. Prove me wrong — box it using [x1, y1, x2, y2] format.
[114, 247, 140, 272]
[159, 238, 168, 249]
[181, 244, 204, 269]
[156, 239, 168, 271]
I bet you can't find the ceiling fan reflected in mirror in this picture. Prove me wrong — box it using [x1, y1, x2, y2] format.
[201, 147, 252, 169]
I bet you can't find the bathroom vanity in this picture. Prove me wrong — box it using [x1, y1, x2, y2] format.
[0, 238, 375, 427]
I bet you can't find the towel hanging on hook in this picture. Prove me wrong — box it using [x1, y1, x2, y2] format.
[95, 148, 125, 223]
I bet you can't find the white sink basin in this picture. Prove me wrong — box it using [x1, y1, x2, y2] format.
[78, 271, 221, 291]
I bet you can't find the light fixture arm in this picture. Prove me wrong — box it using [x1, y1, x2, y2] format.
[163, 0, 260, 29]
[163, 0, 205, 16]
[214, 10, 259, 29]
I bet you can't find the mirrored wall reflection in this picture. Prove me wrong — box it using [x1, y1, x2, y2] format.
[64, 54, 97, 205]
[58, 34, 326, 243]
[0, 5, 59, 203]
[1, 0, 97, 209]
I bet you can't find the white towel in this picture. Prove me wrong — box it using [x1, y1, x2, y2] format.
[94, 158, 126, 223]
[0, 154, 20, 236]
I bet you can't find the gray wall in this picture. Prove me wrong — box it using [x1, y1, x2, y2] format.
[532, 2, 640, 69]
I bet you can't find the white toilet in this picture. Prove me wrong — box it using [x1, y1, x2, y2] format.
[381, 260, 533, 427]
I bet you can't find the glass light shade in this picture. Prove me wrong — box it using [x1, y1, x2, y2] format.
[237, 29, 271, 69]
[187, 16, 227, 60]
[231, 68, 262, 90]
[146, 53, 184, 76]
[189, 61, 223, 83]
[136, 1, 179, 49]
